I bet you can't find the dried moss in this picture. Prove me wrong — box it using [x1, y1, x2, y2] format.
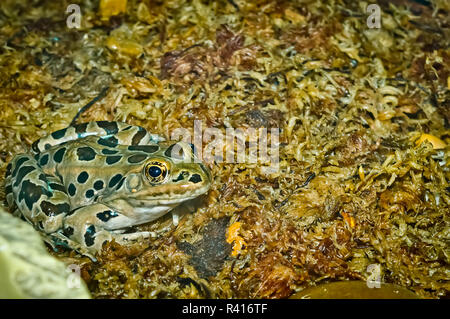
[0, 0, 448, 298]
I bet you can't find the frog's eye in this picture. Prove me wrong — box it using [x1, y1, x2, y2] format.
[144, 161, 168, 184]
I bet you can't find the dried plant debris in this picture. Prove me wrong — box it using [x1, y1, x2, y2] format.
[0, 0, 449, 298]
[177, 217, 232, 279]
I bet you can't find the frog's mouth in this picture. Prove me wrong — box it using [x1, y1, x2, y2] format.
[100, 191, 207, 225]
[102, 181, 210, 210]
[130, 192, 207, 206]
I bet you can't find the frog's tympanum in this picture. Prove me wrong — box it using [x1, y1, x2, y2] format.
[5, 121, 211, 259]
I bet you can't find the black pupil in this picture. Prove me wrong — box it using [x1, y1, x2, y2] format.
[149, 165, 162, 178]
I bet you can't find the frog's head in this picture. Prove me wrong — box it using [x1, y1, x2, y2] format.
[102, 141, 211, 219]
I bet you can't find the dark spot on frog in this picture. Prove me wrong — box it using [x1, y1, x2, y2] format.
[84, 225, 96, 247]
[115, 177, 125, 189]
[18, 180, 51, 211]
[173, 171, 189, 182]
[85, 189, 95, 198]
[51, 128, 67, 140]
[93, 180, 104, 190]
[44, 143, 52, 150]
[127, 153, 147, 164]
[102, 148, 119, 155]
[5, 184, 12, 196]
[38, 173, 47, 183]
[5, 162, 12, 177]
[128, 145, 159, 153]
[177, 217, 231, 278]
[34, 154, 41, 163]
[68, 183, 77, 196]
[77, 146, 96, 161]
[98, 136, 119, 147]
[108, 173, 123, 188]
[32, 140, 40, 153]
[40, 200, 70, 216]
[63, 226, 74, 237]
[49, 182, 66, 193]
[77, 171, 89, 183]
[53, 147, 67, 163]
[189, 174, 202, 184]
[131, 128, 147, 145]
[13, 165, 35, 187]
[96, 210, 119, 222]
[106, 155, 122, 165]
[97, 121, 119, 135]
[75, 122, 88, 134]
[39, 154, 49, 166]
[11, 157, 29, 177]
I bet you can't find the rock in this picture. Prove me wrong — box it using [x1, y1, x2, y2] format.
[289, 280, 420, 299]
[0, 209, 91, 298]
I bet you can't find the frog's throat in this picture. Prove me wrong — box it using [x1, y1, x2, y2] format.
[99, 192, 204, 214]
[103, 180, 211, 204]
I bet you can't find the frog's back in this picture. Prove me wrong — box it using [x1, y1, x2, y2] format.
[39, 136, 164, 207]
[31, 121, 163, 154]
[4, 121, 211, 259]
[4, 121, 164, 231]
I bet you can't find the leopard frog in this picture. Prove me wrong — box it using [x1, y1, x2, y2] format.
[5, 121, 211, 260]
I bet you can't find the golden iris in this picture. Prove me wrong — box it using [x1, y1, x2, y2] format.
[145, 161, 168, 184]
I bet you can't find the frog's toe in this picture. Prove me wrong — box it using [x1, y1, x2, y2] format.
[172, 211, 179, 226]
[81, 230, 156, 253]
[114, 231, 157, 244]
[44, 232, 98, 261]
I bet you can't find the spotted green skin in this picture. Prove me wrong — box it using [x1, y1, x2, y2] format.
[5, 121, 211, 260]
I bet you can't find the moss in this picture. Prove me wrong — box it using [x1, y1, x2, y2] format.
[0, 0, 448, 299]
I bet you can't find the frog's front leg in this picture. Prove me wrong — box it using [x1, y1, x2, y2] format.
[5, 154, 71, 233]
[4, 154, 90, 256]
[63, 203, 156, 254]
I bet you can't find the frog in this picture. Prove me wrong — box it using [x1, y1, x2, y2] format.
[4, 121, 211, 260]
